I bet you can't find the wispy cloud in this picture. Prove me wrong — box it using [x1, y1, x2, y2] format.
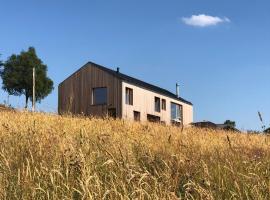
[182, 14, 230, 27]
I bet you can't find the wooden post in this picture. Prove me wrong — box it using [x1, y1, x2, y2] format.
[32, 67, 36, 112]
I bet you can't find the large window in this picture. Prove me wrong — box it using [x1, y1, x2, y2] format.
[126, 87, 133, 105]
[92, 87, 107, 105]
[155, 97, 160, 112]
[171, 102, 182, 122]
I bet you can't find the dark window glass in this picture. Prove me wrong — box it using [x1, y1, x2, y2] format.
[147, 114, 160, 122]
[126, 87, 133, 105]
[155, 97, 160, 112]
[171, 102, 183, 122]
[93, 87, 107, 105]
[108, 108, 116, 119]
[134, 111, 140, 121]
[162, 99, 166, 110]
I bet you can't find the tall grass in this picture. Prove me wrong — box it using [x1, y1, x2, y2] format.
[0, 111, 269, 199]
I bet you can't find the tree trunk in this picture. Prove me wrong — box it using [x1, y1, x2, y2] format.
[25, 95, 29, 109]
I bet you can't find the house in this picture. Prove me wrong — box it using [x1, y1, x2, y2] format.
[58, 62, 193, 125]
[191, 121, 240, 132]
[191, 121, 217, 129]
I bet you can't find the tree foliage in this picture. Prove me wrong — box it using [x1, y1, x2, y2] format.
[224, 120, 236, 128]
[0, 54, 3, 68]
[264, 127, 270, 134]
[0, 47, 53, 108]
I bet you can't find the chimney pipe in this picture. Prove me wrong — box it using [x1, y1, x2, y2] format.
[176, 83, 180, 97]
[116, 67, 120, 73]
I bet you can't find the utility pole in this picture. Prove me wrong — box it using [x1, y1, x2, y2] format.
[32, 67, 36, 112]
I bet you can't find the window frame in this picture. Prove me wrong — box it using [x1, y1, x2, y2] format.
[147, 114, 161, 123]
[161, 99, 166, 110]
[108, 108, 117, 119]
[154, 97, 161, 112]
[133, 111, 140, 121]
[92, 87, 108, 105]
[125, 87, 133, 105]
[170, 102, 183, 122]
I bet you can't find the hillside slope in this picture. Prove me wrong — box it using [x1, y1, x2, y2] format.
[0, 111, 269, 199]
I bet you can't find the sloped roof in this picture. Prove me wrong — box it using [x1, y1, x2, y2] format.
[89, 62, 193, 105]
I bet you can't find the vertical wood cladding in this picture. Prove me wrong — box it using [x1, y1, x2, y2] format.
[58, 63, 122, 117]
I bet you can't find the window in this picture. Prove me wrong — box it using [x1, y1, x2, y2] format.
[134, 111, 140, 121]
[155, 97, 160, 112]
[108, 108, 116, 119]
[126, 87, 133, 105]
[92, 87, 107, 105]
[162, 99, 166, 110]
[147, 114, 160, 123]
[171, 102, 183, 122]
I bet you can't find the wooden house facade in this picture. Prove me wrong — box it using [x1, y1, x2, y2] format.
[58, 62, 193, 125]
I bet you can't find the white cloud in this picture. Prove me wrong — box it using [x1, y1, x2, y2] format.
[182, 14, 230, 27]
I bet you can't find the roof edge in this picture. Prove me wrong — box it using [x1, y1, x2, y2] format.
[58, 61, 193, 106]
[58, 62, 90, 86]
[88, 61, 193, 106]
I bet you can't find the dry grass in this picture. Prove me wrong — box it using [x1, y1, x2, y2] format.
[0, 111, 270, 199]
[0, 104, 14, 112]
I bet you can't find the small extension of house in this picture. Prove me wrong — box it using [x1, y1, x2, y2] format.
[58, 62, 193, 125]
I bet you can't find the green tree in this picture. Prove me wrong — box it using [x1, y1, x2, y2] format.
[0, 47, 53, 108]
[0, 54, 3, 67]
[224, 120, 236, 128]
[264, 127, 270, 134]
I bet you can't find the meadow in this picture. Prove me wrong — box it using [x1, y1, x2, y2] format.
[0, 110, 269, 199]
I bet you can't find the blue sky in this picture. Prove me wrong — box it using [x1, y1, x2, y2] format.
[0, 0, 269, 130]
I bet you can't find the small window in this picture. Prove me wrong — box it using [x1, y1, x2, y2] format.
[108, 108, 116, 119]
[162, 99, 166, 110]
[155, 97, 160, 112]
[92, 87, 107, 105]
[126, 87, 133, 105]
[147, 114, 160, 123]
[134, 111, 140, 121]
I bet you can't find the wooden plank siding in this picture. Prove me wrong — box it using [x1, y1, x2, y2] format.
[58, 63, 122, 117]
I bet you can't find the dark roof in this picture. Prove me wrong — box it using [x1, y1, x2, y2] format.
[191, 121, 240, 132]
[191, 121, 217, 128]
[88, 62, 193, 105]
